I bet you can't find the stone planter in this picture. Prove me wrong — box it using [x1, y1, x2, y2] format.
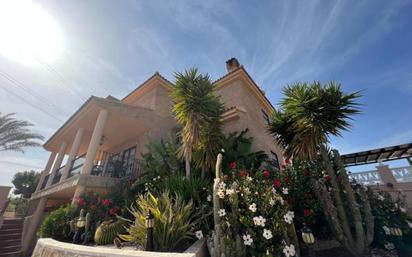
[32, 238, 208, 257]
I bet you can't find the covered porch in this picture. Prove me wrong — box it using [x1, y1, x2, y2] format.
[32, 96, 169, 200]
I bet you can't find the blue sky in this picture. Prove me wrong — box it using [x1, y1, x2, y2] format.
[1, 0, 412, 186]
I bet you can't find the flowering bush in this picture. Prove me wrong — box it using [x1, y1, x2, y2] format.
[74, 188, 122, 221]
[367, 189, 412, 248]
[215, 162, 296, 256]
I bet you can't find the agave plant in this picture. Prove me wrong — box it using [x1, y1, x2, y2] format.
[120, 192, 203, 252]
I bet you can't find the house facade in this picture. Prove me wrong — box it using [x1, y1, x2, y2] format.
[22, 58, 284, 252]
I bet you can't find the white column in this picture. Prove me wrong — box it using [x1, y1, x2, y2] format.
[35, 152, 57, 192]
[82, 109, 108, 175]
[46, 142, 67, 187]
[60, 128, 84, 181]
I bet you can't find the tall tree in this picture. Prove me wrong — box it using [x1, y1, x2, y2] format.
[171, 68, 224, 177]
[12, 170, 41, 198]
[268, 82, 373, 257]
[0, 113, 44, 152]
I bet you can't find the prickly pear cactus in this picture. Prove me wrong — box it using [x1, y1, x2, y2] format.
[94, 219, 126, 245]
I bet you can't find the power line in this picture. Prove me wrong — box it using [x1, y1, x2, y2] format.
[0, 160, 43, 169]
[35, 57, 88, 101]
[0, 70, 66, 113]
[0, 84, 63, 122]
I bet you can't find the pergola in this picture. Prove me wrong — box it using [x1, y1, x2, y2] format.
[341, 143, 412, 167]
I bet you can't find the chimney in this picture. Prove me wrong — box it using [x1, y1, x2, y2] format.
[226, 57, 240, 73]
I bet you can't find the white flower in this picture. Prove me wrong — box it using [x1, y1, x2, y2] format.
[218, 209, 226, 217]
[221, 148, 225, 153]
[400, 207, 406, 213]
[262, 229, 272, 240]
[284, 211, 294, 224]
[157, 175, 161, 180]
[272, 188, 277, 194]
[242, 234, 253, 246]
[246, 176, 253, 182]
[269, 198, 275, 206]
[207, 195, 212, 202]
[283, 244, 296, 257]
[383, 226, 390, 235]
[282, 188, 289, 195]
[377, 194, 384, 201]
[384, 242, 395, 250]
[218, 181, 226, 190]
[395, 203, 399, 208]
[195, 230, 203, 240]
[217, 190, 225, 199]
[226, 189, 235, 196]
[408, 221, 412, 228]
[249, 203, 257, 212]
[253, 216, 266, 227]
[244, 187, 251, 194]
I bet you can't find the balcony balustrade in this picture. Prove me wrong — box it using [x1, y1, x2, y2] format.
[349, 170, 382, 185]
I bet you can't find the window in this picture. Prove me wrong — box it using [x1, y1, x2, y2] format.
[122, 146, 136, 176]
[261, 109, 269, 125]
[270, 151, 280, 170]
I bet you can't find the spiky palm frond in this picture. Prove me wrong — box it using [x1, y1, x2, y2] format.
[0, 113, 44, 153]
[171, 68, 224, 176]
[268, 81, 360, 160]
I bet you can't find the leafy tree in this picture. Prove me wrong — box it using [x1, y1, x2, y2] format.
[0, 113, 44, 152]
[267, 81, 374, 257]
[12, 170, 40, 198]
[171, 68, 224, 177]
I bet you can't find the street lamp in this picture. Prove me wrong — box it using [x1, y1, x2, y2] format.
[388, 224, 410, 257]
[301, 223, 316, 257]
[145, 211, 154, 251]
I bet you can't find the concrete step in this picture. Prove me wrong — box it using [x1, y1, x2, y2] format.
[0, 251, 22, 257]
[0, 238, 22, 247]
[2, 218, 24, 224]
[0, 245, 22, 252]
[1, 223, 23, 230]
[0, 233, 21, 240]
[0, 228, 22, 234]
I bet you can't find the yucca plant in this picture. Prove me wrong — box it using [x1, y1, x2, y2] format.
[120, 192, 203, 252]
[171, 68, 224, 177]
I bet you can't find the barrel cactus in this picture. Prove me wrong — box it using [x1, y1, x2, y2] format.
[94, 219, 126, 245]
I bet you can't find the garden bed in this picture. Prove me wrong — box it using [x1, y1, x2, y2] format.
[32, 238, 208, 257]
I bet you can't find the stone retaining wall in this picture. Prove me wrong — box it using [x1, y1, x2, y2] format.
[32, 238, 208, 257]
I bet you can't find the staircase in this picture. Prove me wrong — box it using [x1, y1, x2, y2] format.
[0, 218, 23, 257]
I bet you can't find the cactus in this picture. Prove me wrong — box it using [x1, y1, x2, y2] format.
[94, 219, 126, 245]
[210, 153, 246, 257]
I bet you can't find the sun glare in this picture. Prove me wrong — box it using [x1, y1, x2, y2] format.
[0, 0, 63, 65]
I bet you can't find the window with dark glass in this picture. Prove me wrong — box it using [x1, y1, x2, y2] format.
[270, 151, 280, 170]
[122, 146, 136, 176]
[262, 109, 270, 125]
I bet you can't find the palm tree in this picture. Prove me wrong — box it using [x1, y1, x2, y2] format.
[267, 82, 374, 257]
[0, 113, 44, 152]
[171, 68, 224, 177]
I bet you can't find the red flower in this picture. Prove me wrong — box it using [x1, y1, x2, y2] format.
[285, 175, 291, 185]
[324, 175, 331, 182]
[77, 197, 85, 206]
[274, 179, 281, 188]
[239, 170, 248, 178]
[304, 209, 311, 217]
[229, 162, 237, 169]
[109, 207, 119, 216]
[263, 170, 270, 178]
[102, 199, 112, 206]
[103, 190, 109, 195]
[284, 158, 290, 164]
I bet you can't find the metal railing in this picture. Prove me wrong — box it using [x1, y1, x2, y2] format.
[349, 170, 382, 185]
[391, 166, 412, 183]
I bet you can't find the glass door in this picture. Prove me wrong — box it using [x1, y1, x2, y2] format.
[122, 146, 136, 176]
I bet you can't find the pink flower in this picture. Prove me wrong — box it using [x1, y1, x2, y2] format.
[109, 207, 119, 216]
[304, 209, 311, 217]
[229, 162, 237, 169]
[263, 170, 270, 178]
[77, 197, 85, 206]
[102, 199, 112, 207]
[274, 179, 281, 188]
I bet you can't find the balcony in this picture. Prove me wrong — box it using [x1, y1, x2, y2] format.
[35, 153, 141, 199]
[349, 165, 412, 185]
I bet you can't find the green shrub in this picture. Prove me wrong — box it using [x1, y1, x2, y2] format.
[38, 205, 76, 241]
[120, 192, 202, 252]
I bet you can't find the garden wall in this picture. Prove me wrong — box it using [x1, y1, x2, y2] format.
[32, 238, 208, 257]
